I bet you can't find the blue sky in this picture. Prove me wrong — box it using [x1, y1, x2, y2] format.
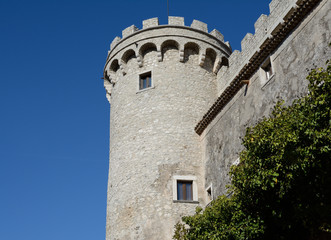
[0, 1, 269, 239]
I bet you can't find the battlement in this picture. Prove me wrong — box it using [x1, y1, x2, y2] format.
[109, 16, 226, 52]
[217, 0, 312, 94]
[104, 17, 232, 89]
[196, 0, 323, 135]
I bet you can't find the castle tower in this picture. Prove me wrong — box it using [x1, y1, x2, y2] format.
[103, 17, 231, 240]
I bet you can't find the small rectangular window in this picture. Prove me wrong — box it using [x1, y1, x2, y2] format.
[139, 72, 152, 90]
[261, 58, 274, 81]
[173, 175, 198, 203]
[177, 180, 193, 201]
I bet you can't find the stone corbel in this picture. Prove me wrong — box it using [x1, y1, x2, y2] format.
[213, 58, 222, 74]
[157, 50, 162, 62]
[137, 55, 143, 67]
[199, 52, 206, 67]
[119, 61, 126, 75]
[179, 48, 184, 62]
[157, 45, 162, 62]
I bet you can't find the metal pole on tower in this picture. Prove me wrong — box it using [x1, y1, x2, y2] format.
[167, 0, 169, 18]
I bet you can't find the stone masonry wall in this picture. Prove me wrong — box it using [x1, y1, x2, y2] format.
[202, 0, 330, 197]
[102, 0, 330, 238]
[103, 18, 231, 240]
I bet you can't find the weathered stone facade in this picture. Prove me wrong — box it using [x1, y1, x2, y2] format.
[200, 0, 330, 198]
[102, 0, 330, 239]
[103, 18, 231, 240]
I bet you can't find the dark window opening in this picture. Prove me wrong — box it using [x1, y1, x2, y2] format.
[263, 62, 273, 80]
[177, 181, 193, 201]
[139, 72, 152, 90]
[110, 60, 120, 73]
[207, 187, 212, 198]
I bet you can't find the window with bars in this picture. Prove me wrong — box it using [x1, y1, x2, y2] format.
[177, 180, 193, 201]
[139, 72, 152, 90]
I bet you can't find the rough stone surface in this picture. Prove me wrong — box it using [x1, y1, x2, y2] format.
[210, 29, 224, 42]
[143, 17, 159, 29]
[203, 0, 330, 197]
[104, 23, 230, 240]
[110, 36, 121, 50]
[102, 0, 331, 239]
[191, 19, 208, 32]
[168, 16, 184, 26]
[122, 25, 139, 39]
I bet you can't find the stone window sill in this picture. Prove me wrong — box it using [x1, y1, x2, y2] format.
[173, 200, 199, 204]
[136, 86, 155, 94]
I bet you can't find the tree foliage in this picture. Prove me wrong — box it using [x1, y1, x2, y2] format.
[174, 60, 331, 240]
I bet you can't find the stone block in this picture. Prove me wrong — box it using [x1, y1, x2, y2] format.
[254, 14, 268, 33]
[143, 18, 159, 29]
[254, 14, 268, 43]
[122, 25, 139, 39]
[229, 50, 240, 67]
[270, 0, 293, 18]
[191, 19, 208, 32]
[210, 29, 224, 42]
[269, 0, 281, 12]
[241, 33, 254, 52]
[168, 16, 184, 26]
[110, 36, 121, 50]
[225, 41, 232, 51]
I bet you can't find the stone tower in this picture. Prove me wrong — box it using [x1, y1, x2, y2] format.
[103, 17, 231, 240]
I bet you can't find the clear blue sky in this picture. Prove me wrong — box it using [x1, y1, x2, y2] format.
[0, 1, 269, 239]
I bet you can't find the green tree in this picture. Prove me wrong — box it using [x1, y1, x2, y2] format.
[174, 60, 331, 240]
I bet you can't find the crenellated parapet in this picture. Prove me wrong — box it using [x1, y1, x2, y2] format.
[196, 0, 323, 135]
[217, 0, 319, 94]
[108, 17, 227, 52]
[103, 17, 232, 98]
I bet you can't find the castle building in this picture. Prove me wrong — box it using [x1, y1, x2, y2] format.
[102, 0, 330, 239]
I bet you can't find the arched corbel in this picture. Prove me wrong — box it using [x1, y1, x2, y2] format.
[213, 57, 222, 74]
[137, 54, 143, 67]
[119, 60, 126, 75]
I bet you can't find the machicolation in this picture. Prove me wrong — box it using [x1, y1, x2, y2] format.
[103, 17, 232, 101]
